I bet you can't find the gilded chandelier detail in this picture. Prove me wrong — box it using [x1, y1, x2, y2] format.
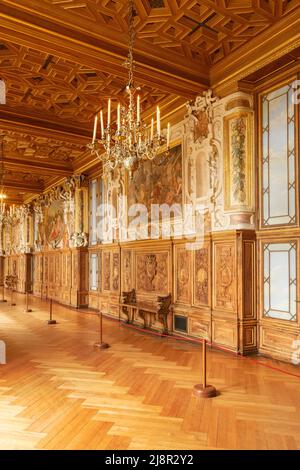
[88, 0, 170, 178]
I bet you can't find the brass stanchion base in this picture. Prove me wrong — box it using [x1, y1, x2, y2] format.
[24, 309, 33, 313]
[193, 384, 217, 398]
[0, 299, 7, 303]
[10, 303, 16, 307]
[94, 342, 110, 349]
[47, 320, 57, 325]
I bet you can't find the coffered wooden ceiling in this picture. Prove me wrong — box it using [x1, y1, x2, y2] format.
[0, 0, 299, 202]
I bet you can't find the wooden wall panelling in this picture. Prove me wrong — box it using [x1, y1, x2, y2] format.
[42, 254, 48, 298]
[31, 248, 87, 308]
[70, 249, 78, 307]
[25, 253, 33, 293]
[4, 254, 33, 293]
[70, 247, 88, 308]
[99, 248, 111, 315]
[133, 240, 173, 331]
[60, 250, 72, 305]
[98, 244, 121, 318]
[189, 238, 212, 340]
[95, 240, 173, 330]
[212, 230, 257, 353]
[172, 239, 211, 339]
[0, 255, 4, 287]
[119, 248, 133, 322]
[212, 232, 238, 351]
[33, 253, 41, 296]
[48, 253, 54, 300]
[174, 243, 192, 306]
[237, 231, 257, 354]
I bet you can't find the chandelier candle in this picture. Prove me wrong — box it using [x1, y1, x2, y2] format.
[167, 123, 170, 149]
[107, 98, 111, 127]
[137, 95, 140, 123]
[87, 0, 170, 177]
[157, 106, 161, 137]
[117, 104, 121, 131]
[92, 115, 98, 143]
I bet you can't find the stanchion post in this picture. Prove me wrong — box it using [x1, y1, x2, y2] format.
[10, 286, 16, 307]
[0, 283, 7, 303]
[47, 298, 57, 325]
[193, 339, 217, 398]
[24, 291, 32, 313]
[94, 310, 110, 349]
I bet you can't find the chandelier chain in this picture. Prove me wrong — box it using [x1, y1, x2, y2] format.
[87, 0, 171, 177]
[127, 0, 135, 89]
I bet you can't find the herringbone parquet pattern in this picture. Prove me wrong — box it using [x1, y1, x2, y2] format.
[0, 291, 300, 450]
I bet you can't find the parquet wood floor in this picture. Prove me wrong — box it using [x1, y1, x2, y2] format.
[0, 291, 300, 450]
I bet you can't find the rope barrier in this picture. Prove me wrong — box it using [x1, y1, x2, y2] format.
[107, 315, 300, 380]
[5, 292, 300, 380]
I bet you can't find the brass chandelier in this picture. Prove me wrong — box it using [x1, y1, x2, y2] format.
[0, 135, 9, 225]
[88, 0, 170, 178]
[0, 135, 17, 226]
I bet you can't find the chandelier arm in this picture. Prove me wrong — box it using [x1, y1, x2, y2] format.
[87, 0, 169, 177]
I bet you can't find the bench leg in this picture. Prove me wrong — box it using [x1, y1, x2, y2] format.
[158, 313, 168, 335]
[139, 310, 147, 329]
[122, 306, 130, 323]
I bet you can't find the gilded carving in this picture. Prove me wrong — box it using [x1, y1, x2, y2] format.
[224, 112, 253, 211]
[3, 132, 84, 163]
[186, 89, 219, 144]
[231, 117, 247, 204]
[215, 244, 235, 311]
[194, 247, 209, 306]
[112, 252, 120, 292]
[136, 253, 168, 294]
[123, 250, 132, 292]
[103, 252, 111, 291]
[176, 248, 191, 304]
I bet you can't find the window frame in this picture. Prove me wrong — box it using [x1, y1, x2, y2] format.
[258, 75, 299, 230]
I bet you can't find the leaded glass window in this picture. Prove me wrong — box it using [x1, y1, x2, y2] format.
[97, 177, 105, 242]
[263, 242, 297, 321]
[262, 83, 296, 226]
[90, 179, 97, 245]
[89, 253, 98, 291]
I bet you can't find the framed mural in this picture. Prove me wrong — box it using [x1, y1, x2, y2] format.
[127, 142, 183, 226]
[44, 200, 65, 248]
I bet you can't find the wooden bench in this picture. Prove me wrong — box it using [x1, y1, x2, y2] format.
[120, 289, 172, 334]
[5, 275, 18, 291]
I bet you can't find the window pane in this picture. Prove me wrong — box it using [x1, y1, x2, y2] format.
[90, 179, 97, 245]
[89, 253, 98, 291]
[263, 243, 297, 321]
[262, 83, 296, 226]
[97, 177, 105, 242]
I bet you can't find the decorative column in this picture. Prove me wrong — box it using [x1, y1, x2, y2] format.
[184, 90, 257, 354]
[74, 176, 89, 236]
[0, 223, 4, 289]
[70, 175, 89, 307]
[220, 92, 255, 228]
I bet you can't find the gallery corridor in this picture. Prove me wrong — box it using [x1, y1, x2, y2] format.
[0, 292, 299, 450]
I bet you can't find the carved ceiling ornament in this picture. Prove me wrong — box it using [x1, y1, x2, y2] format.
[38, 0, 297, 66]
[0, 39, 169, 124]
[3, 132, 84, 163]
[186, 89, 219, 145]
